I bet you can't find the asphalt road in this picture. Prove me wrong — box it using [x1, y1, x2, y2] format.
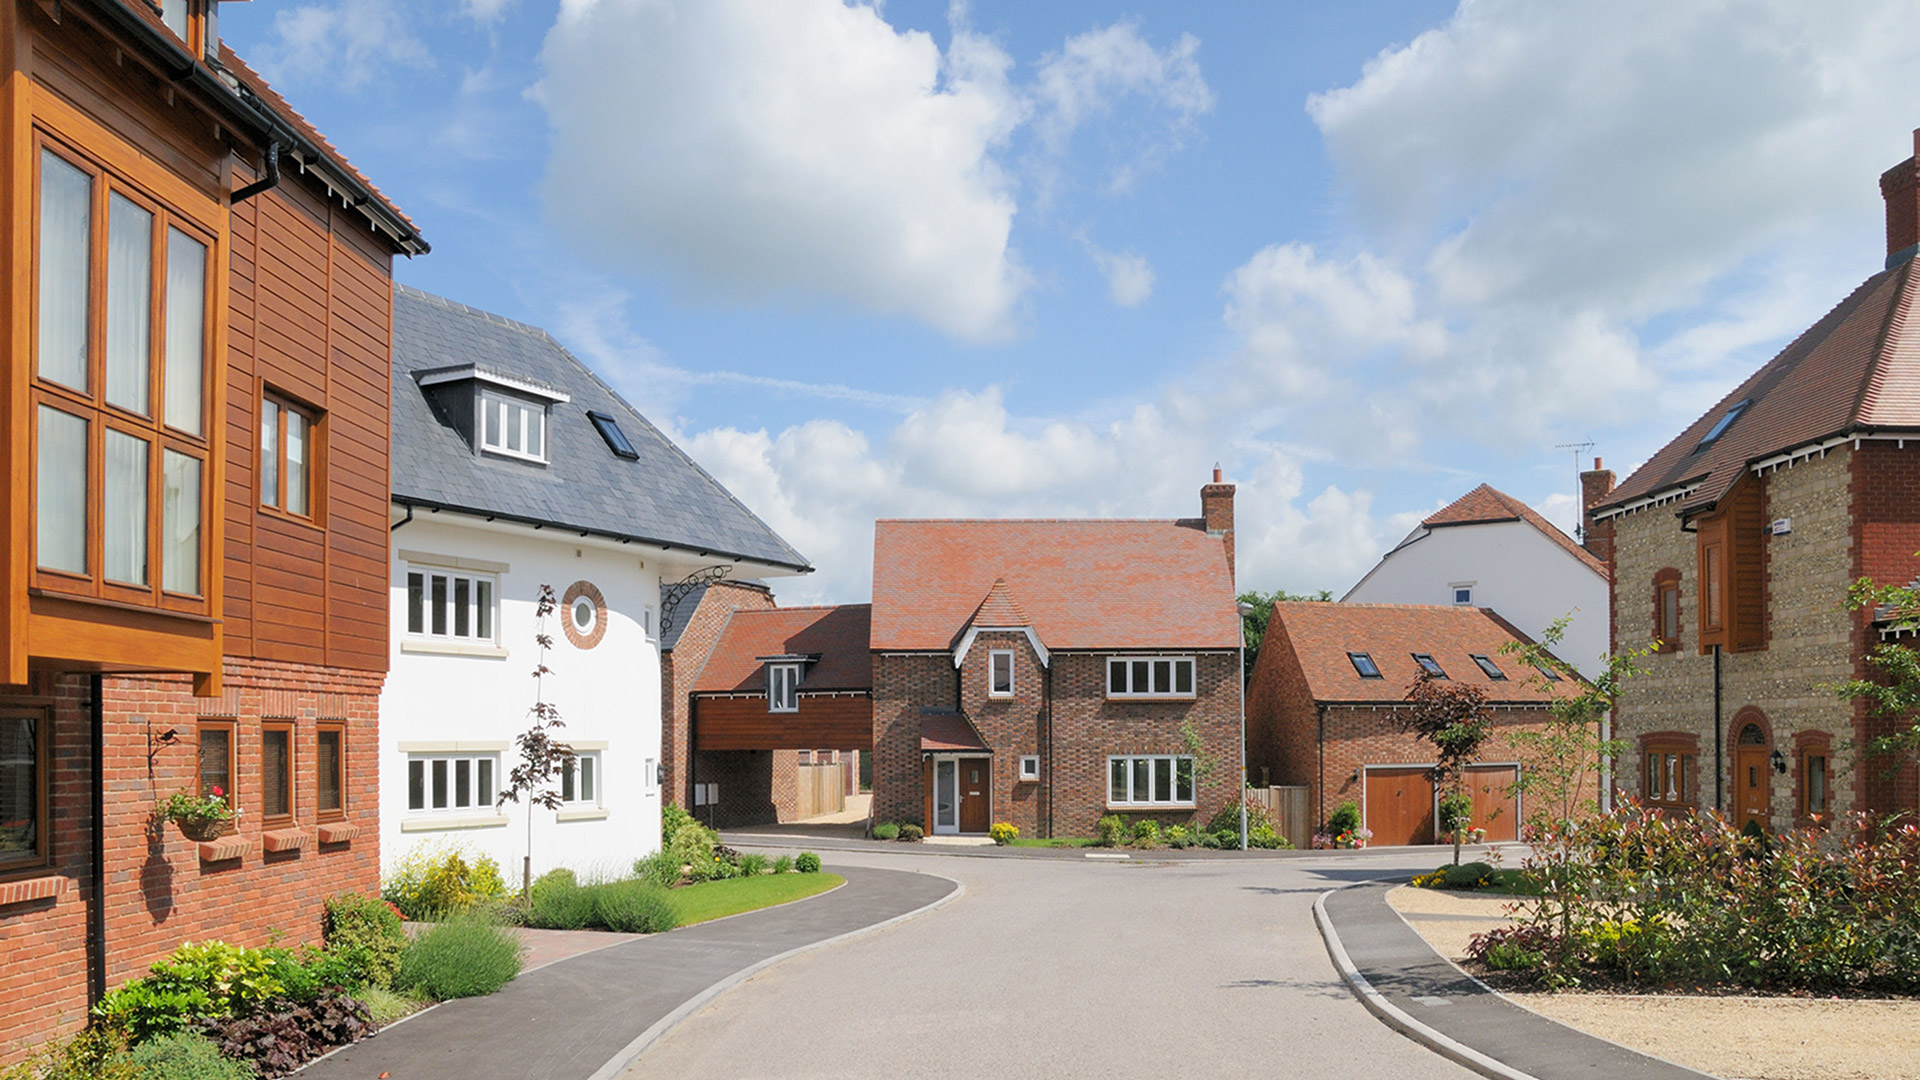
[626, 847, 1483, 1080]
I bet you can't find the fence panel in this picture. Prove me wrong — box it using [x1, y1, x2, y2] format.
[1253, 786, 1312, 849]
[796, 763, 846, 820]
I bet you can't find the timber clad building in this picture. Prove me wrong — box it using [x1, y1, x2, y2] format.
[0, 0, 425, 1059]
[1588, 131, 1920, 829]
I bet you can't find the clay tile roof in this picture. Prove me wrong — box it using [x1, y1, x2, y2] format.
[870, 519, 1240, 652]
[691, 605, 872, 694]
[968, 579, 1032, 630]
[216, 44, 422, 242]
[919, 709, 990, 752]
[1267, 602, 1583, 704]
[1424, 484, 1609, 579]
[1603, 258, 1920, 517]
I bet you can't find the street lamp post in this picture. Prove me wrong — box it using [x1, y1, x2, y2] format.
[1237, 600, 1256, 852]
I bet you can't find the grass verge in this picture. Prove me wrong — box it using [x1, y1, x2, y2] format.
[672, 872, 845, 926]
[1005, 837, 1101, 848]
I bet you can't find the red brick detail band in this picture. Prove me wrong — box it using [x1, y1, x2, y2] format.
[197, 837, 253, 862]
[261, 830, 308, 853]
[0, 875, 67, 907]
[561, 580, 608, 650]
[316, 823, 363, 844]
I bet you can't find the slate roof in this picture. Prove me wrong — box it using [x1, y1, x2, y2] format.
[1266, 602, 1582, 705]
[1602, 257, 1920, 518]
[391, 286, 811, 572]
[1420, 484, 1609, 579]
[692, 606, 873, 694]
[870, 519, 1240, 652]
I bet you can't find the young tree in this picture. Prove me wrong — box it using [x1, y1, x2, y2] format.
[1238, 588, 1332, 679]
[496, 583, 577, 897]
[1389, 672, 1494, 865]
[1499, 615, 1640, 836]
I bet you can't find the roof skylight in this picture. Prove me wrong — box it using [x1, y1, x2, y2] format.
[588, 410, 639, 460]
[1470, 654, 1507, 680]
[1533, 661, 1563, 682]
[1412, 653, 1448, 678]
[1695, 399, 1751, 452]
[1347, 652, 1382, 679]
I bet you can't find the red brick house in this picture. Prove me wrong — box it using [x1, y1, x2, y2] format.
[868, 475, 1243, 838]
[677, 601, 871, 828]
[1246, 602, 1583, 846]
[1585, 131, 1920, 829]
[0, 1, 423, 1060]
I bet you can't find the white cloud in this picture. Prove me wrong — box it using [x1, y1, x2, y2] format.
[250, 0, 431, 90]
[1087, 246, 1155, 307]
[1032, 22, 1214, 195]
[537, 0, 1029, 342]
[462, 0, 517, 21]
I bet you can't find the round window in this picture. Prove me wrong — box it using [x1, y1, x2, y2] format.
[560, 580, 608, 650]
[572, 596, 596, 631]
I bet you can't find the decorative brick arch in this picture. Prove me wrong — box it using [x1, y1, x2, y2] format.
[561, 580, 608, 650]
[1730, 704, 1773, 750]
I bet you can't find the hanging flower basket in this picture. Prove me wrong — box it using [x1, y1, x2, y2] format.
[159, 788, 235, 843]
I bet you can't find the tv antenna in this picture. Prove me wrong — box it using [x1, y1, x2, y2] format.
[1555, 441, 1596, 540]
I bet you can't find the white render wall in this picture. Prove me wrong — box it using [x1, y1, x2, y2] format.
[1342, 519, 1611, 678]
[380, 514, 670, 883]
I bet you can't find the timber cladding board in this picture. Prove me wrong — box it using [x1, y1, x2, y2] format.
[694, 694, 875, 751]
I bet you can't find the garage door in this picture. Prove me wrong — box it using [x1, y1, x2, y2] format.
[1465, 764, 1520, 842]
[1364, 767, 1436, 846]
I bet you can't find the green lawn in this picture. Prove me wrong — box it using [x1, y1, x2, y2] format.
[671, 872, 845, 925]
[1004, 837, 1102, 848]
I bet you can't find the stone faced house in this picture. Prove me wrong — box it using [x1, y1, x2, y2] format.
[867, 476, 1244, 838]
[1246, 602, 1584, 845]
[1586, 132, 1920, 829]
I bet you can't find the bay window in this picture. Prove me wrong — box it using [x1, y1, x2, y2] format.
[32, 142, 212, 606]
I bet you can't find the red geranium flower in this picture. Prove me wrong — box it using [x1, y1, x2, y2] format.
[210, 786, 224, 798]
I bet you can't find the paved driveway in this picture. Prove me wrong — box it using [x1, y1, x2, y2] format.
[627, 847, 1481, 1080]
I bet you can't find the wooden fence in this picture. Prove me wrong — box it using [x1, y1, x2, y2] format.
[1249, 785, 1312, 849]
[796, 763, 846, 820]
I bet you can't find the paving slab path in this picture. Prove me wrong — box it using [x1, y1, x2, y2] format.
[297, 865, 957, 1080]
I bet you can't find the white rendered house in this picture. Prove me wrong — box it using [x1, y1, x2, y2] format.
[1343, 485, 1611, 678]
[381, 287, 809, 879]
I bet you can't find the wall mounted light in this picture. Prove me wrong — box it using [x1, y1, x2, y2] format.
[1770, 749, 1787, 775]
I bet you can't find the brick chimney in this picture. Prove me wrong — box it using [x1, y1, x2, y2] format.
[1880, 128, 1920, 268]
[1579, 456, 1616, 566]
[1201, 465, 1236, 582]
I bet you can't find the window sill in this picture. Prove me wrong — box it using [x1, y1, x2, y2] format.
[198, 837, 252, 862]
[556, 808, 609, 822]
[398, 739, 509, 753]
[401, 640, 511, 659]
[0, 874, 66, 907]
[259, 505, 325, 532]
[401, 813, 508, 833]
[262, 829, 308, 853]
[28, 587, 217, 624]
[316, 822, 363, 844]
[1103, 696, 1198, 703]
[1105, 803, 1197, 812]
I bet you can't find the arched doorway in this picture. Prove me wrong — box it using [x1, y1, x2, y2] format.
[1734, 717, 1771, 831]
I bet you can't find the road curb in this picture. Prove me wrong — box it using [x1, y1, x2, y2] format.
[1314, 882, 1540, 1080]
[585, 868, 966, 1080]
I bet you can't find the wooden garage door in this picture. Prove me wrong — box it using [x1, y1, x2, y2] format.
[1465, 764, 1520, 842]
[1365, 767, 1436, 846]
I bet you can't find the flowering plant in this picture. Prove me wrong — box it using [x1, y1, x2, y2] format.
[157, 787, 233, 828]
[1334, 827, 1373, 849]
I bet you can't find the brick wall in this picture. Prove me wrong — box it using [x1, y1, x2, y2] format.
[689, 749, 799, 829]
[1853, 441, 1920, 814]
[870, 654, 956, 827]
[661, 583, 775, 809]
[1, 658, 382, 1064]
[1246, 616, 1321, 807]
[957, 632, 1046, 836]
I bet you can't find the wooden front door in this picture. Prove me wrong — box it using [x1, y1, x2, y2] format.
[958, 757, 991, 834]
[1365, 767, 1436, 846]
[1465, 765, 1520, 842]
[1735, 747, 1772, 831]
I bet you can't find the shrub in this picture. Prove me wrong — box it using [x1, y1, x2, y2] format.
[1165, 825, 1189, 849]
[1, 1029, 135, 1080]
[124, 1033, 252, 1080]
[527, 874, 598, 930]
[1194, 829, 1220, 849]
[204, 993, 370, 1079]
[795, 852, 822, 873]
[355, 985, 422, 1027]
[870, 821, 900, 841]
[1132, 819, 1161, 845]
[1325, 801, 1361, 836]
[324, 893, 405, 991]
[668, 821, 720, 869]
[592, 879, 680, 934]
[1248, 823, 1292, 850]
[989, 822, 1019, 846]
[1207, 794, 1278, 838]
[96, 940, 306, 1040]
[382, 843, 507, 920]
[396, 914, 524, 1000]
[1442, 861, 1497, 889]
[736, 852, 770, 876]
[1095, 815, 1128, 847]
[1211, 829, 1240, 850]
[899, 824, 923, 842]
[634, 850, 683, 888]
[93, 980, 214, 1043]
[663, 803, 696, 847]
[772, 855, 795, 874]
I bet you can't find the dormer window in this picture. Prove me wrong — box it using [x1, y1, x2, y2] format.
[482, 389, 546, 461]
[768, 663, 800, 713]
[159, 0, 217, 58]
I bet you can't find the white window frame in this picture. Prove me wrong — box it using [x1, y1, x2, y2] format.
[1105, 656, 1196, 699]
[480, 388, 547, 463]
[1019, 754, 1040, 781]
[1106, 754, 1196, 808]
[644, 756, 656, 791]
[769, 663, 800, 713]
[559, 751, 600, 808]
[405, 564, 499, 645]
[989, 650, 1015, 698]
[1451, 583, 1474, 605]
[405, 752, 499, 816]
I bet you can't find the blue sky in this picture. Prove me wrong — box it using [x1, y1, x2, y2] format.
[222, 1, 1920, 604]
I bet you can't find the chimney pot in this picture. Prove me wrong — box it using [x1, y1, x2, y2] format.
[1212, 464, 1222, 483]
[1593, 456, 1602, 470]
